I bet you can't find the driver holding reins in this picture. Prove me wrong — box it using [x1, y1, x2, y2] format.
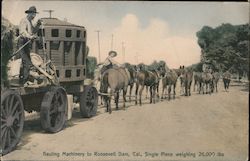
[18, 6, 42, 86]
[103, 51, 120, 67]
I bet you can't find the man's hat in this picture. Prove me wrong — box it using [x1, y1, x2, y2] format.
[108, 51, 117, 58]
[25, 6, 38, 14]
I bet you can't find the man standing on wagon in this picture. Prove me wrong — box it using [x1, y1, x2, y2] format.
[18, 6, 41, 86]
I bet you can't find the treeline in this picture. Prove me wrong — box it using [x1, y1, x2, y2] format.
[195, 23, 249, 79]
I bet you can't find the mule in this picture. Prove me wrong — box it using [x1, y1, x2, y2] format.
[158, 66, 178, 100]
[123, 63, 137, 102]
[135, 64, 159, 105]
[173, 66, 185, 95]
[147, 69, 161, 99]
[201, 72, 214, 94]
[193, 72, 202, 92]
[95, 65, 130, 113]
[181, 67, 193, 96]
[212, 72, 220, 92]
[145, 69, 160, 99]
[193, 72, 202, 93]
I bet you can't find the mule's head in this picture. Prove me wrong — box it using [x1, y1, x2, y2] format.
[157, 66, 166, 77]
[137, 63, 146, 71]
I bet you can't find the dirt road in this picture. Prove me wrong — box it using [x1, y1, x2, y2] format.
[2, 81, 249, 161]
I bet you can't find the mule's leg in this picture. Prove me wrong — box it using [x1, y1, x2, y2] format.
[193, 81, 196, 92]
[165, 85, 168, 99]
[139, 85, 145, 106]
[129, 84, 133, 102]
[203, 83, 205, 94]
[211, 81, 214, 94]
[156, 83, 159, 98]
[105, 95, 111, 114]
[161, 84, 165, 100]
[100, 96, 103, 105]
[108, 97, 112, 114]
[135, 83, 139, 105]
[206, 83, 208, 94]
[145, 86, 148, 99]
[208, 82, 211, 94]
[168, 85, 171, 100]
[105, 96, 108, 112]
[202, 82, 206, 94]
[198, 82, 201, 94]
[180, 81, 183, 95]
[153, 85, 156, 103]
[173, 83, 176, 99]
[123, 87, 127, 109]
[204, 83, 206, 94]
[115, 91, 119, 110]
[150, 86, 153, 103]
[104, 96, 109, 112]
[109, 90, 114, 114]
[185, 82, 188, 96]
[189, 82, 192, 96]
[150, 85, 156, 103]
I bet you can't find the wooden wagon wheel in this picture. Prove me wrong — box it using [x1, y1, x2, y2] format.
[80, 86, 98, 118]
[1, 90, 24, 155]
[40, 87, 67, 133]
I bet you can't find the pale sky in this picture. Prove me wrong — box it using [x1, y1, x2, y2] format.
[2, 0, 249, 68]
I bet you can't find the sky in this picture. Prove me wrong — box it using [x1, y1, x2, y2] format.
[2, 0, 249, 68]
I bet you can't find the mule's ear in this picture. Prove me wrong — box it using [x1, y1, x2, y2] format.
[179, 65, 182, 69]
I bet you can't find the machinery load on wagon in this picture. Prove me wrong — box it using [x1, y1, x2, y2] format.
[1, 16, 98, 155]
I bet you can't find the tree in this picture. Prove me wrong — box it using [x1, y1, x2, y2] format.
[196, 23, 249, 79]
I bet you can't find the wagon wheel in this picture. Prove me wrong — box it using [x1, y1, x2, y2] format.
[80, 86, 98, 118]
[1, 90, 24, 155]
[40, 87, 67, 133]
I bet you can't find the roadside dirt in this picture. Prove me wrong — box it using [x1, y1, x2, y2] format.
[2, 80, 249, 161]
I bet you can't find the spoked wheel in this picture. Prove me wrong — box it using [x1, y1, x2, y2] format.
[80, 86, 98, 118]
[40, 87, 67, 133]
[1, 90, 24, 155]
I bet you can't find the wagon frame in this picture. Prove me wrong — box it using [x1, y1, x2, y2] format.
[1, 17, 98, 155]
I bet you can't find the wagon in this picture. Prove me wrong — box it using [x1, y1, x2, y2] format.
[1, 17, 98, 155]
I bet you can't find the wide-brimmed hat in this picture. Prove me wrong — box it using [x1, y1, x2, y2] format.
[25, 6, 38, 14]
[108, 51, 117, 58]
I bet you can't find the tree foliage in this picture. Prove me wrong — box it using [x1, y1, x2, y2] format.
[196, 23, 249, 78]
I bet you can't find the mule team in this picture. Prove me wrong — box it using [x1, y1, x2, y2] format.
[94, 59, 231, 114]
